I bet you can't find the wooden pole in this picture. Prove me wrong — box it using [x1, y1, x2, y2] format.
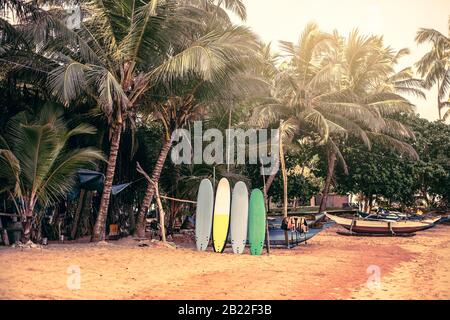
[0, 213, 21, 217]
[153, 183, 167, 243]
[136, 162, 166, 242]
[261, 161, 271, 255]
[227, 107, 232, 172]
[279, 122, 289, 248]
[0, 218, 10, 246]
[71, 189, 85, 240]
[159, 195, 196, 204]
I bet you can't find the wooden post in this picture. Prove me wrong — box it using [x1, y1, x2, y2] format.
[136, 162, 166, 242]
[279, 123, 289, 248]
[227, 107, 232, 172]
[153, 182, 166, 243]
[261, 161, 271, 255]
[0, 218, 10, 246]
[71, 189, 86, 240]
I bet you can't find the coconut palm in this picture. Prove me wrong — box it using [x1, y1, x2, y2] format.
[134, 45, 268, 236]
[1, 0, 260, 240]
[252, 25, 419, 214]
[415, 18, 450, 120]
[378, 49, 426, 100]
[135, 95, 202, 236]
[0, 103, 104, 241]
[185, 0, 247, 21]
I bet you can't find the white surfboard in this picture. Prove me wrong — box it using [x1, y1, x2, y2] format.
[230, 181, 249, 254]
[195, 179, 214, 251]
[212, 178, 231, 253]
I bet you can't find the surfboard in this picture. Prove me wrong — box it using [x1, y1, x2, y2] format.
[248, 189, 266, 256]
[230, 181, 249, 254]
[212, 178, 231, 253]
[195, 179, 214, 251]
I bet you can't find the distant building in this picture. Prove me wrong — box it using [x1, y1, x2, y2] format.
[314, 194, 351, 209]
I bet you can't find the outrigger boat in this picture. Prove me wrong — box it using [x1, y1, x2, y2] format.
[326, 213, 441, 235]
[358, 209, 408, 221]
[267, 213, 330, 246]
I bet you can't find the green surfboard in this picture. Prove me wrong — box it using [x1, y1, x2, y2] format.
[248, 189, 266, 256]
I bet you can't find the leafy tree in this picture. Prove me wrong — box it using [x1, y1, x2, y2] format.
[401, 115, 450, 207]
[334, 138, 417, 209]
[335, 115, 450, 210]
[268, 152, 321, 208]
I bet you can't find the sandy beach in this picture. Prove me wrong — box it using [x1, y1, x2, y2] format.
[0, 224, 449, 300]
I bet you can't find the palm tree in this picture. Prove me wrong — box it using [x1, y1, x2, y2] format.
[0, 103, 104, 241]
[135, 68, 267, 237]
[129, 0, 264, 237]
[135, 95, 202, 236]
[252, 24, 420, 214]
[1, 0, 259, 241]
[415, 18, 450, 120]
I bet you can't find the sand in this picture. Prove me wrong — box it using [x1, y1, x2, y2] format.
[0, 224, 449, 300]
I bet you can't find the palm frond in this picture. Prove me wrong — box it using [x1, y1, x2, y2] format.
[221, 0, 247, 21]
[48, 61, 89, 104]
[367, 132, 419, 160]
[438, 68, 450, 102]
[38, 147, 105, 205]
[148, 25, 259, 84]
[0, 149, 21, 195]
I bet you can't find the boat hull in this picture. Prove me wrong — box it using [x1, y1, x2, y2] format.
[340, 224, 429, 234]
[326, 213, 438, 234]
[268, 223, 332, 246]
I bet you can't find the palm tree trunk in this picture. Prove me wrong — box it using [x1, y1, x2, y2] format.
[363, 196, 369, 212]
[135, 138, 173, 238]
[71, 189, 86, 240]
[22, 217, 33, 242]
[21, 204, 34, 242]
[368, 194, 374, 213]
[264, 155, 280, 196]
[437, 80, 442, 120]
[319, 148, 337, 213]
[92, 125, 122, 242]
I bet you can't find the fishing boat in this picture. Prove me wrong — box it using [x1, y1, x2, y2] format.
[358, 208, 409, 221]
[358, 209, 444, 225]
[326, 213, 441, 235]
[268, 228, 318, 246]
[267, 213, 330, 247]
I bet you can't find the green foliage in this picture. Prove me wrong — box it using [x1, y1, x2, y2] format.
[402, 115, 450, 207]
[0, 103, 105, 214]
[269, 173, 319, 205]
[335, 114, 450, 208]
[334, 138, 417, 206]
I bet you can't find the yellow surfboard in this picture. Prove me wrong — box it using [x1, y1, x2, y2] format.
[212, 178, 231, 253]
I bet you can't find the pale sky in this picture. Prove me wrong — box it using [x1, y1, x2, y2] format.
[236, 0, 450, 121]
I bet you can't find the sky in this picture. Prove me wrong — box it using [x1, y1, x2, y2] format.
[234, 0, 450, 121]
